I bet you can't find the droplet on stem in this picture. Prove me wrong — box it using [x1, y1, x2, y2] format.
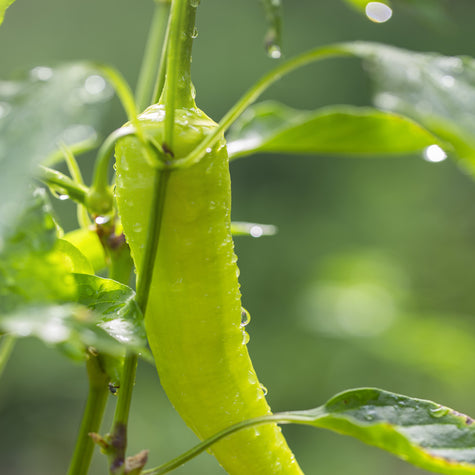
[267, 44, 282, 59]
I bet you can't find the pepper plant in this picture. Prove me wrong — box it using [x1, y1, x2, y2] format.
[2, 0, 475, 474]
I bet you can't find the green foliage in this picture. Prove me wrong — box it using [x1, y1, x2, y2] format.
[0, 63, 114, 238]
[3, 1, 475, 475]
[346, 42, 475, 174]
[287, 388, 475, 475]
[0, 189, 147, 362]
[227, 101, 439, 159]
[0, 188, 76, 313]
[74, 273, 148, 356]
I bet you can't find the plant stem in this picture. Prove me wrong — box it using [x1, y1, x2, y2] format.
[107, 167, 169, 475]
[91, 128, 136, 194]
[108, 352, 138, 475]
[151, 23, 170, 105]
[67, 353, 110, 475]
[173, 43, 352, 169]
[59, 143, 91, 228]
[38, 166, 89, 204]
[142, 411, 325, 475]
[0, 334, 16, 380]
[135, 0, 172, 111]
[135, 170, 170, 309]
[160, 0, 197, 151]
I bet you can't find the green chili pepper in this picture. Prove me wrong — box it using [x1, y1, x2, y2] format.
[115, 104, 303, 474]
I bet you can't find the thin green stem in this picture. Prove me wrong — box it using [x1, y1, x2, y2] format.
[108, 352, 138, 475]
[38, 166, 89, 204]
[135, 169, 170, 309]
[59, 142, 91, 228]
[0, 335, 16, 380]
[142, 411, 324, 475]
[151, 22, 170, 105]
[107, 169, 169, 475]
[89, 128, 167, 220]
[67, 354, 110, 475]
[135, 0, 172, 111]
[160, 0, 198, 151]
[172, 43, 352, 169]
[60, 142, 85, 186]
[91, 128, 135, 193]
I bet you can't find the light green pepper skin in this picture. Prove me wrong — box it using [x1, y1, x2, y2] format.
[115, 104, 303, 474]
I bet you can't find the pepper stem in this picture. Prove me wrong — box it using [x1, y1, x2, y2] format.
[160, 0, 198, 151]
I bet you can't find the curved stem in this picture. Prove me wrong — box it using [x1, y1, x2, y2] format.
[60, 142, 85, 185]
[142, 411, 324, 475]
[38, 166, 89, 204]
[91, 127, 136, 193]
[67, 354, 110, 475]
[135, 0, 172, 111]
[172, 43, 352, 169]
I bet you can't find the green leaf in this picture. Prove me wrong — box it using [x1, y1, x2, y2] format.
[346, 42, 475, 172]
[0, 274, 149, 361]
[226, 102, 439, 159]
[64, 227, 106, 272]
[0, 304, 126, 361]
[0, 189, 77, 314]
[0, 62, 114, 239]
[74, 273, 148, 354]
[0, 0, 16, 26]
[284, 388, 475, 474]
[56, 239, 94, 274]
[0, 191, 148, 363]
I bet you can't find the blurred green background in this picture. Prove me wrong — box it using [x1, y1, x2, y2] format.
[2, 0, 475, 474]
